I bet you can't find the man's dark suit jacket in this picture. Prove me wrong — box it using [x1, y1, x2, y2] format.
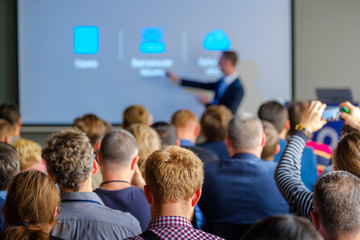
[181, 77, 244, 114]
[198, 141, 231, 160]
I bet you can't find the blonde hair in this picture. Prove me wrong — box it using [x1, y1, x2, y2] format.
[2, 170, 60, 240]
[123, 105, 151, 129]
[171, 109, 198, 129]
[13, 138, 42, 171]
[144, 146, 204, 202]
[127, 124, 161, 174]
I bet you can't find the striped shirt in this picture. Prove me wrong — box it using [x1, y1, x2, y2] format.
[275, 130, 314, 220]
[126, 216, 224, 240]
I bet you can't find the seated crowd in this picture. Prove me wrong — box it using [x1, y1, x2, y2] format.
[0, 100, 360, 240]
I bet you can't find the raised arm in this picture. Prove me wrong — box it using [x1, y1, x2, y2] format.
[275, 101, 326, 219]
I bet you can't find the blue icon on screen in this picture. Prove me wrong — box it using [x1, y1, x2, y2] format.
[73, 26, 99, 54]
[203, 29, 231, 51]
[140, 27, 165, 54]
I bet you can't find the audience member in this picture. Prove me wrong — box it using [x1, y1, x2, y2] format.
[258, 100, 318, 190]
[13, 138, 46, 173]
[126, 146, 223, 240]
[0, 119, 13, 144]
[42, 128, 141, 239]
[199, 113, 289, 240]
[1, 170, 60, 240]
[123, 105, 152, 129]
[151, 122, 177, 146]
[73, 113, 112, 189]
[0, 142, 19, 232]
[261, 121, 280, 161]
[241, 215, 323, 240]
[94, 130, 151, 231]
[127, 124, 161, 175]
[275, 100, 360, 229]
[289, 101, 332, 171]
[171, 109, 219, 164]
[198, 105, 233, 159]
[0, 103, 21, 143]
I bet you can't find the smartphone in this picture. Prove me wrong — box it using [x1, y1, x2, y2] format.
[322, 107, 341, 121]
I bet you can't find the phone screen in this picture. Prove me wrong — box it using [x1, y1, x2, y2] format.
[322, 107, 340, 121]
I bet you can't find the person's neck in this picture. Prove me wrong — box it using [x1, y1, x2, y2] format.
[177, 131, 196, 144]
[59, 177, 93, 193]
[101, 170, 132, 190]
[232, 148, 262, 158]
[279, 129, 288, 140]
[150, 200, 193, 220]
[223, 68, 236, 76]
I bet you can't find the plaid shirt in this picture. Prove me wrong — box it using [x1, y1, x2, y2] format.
[126, 216, 224, 240]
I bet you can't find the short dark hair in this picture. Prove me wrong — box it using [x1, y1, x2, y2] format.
[258, 100, 288, 133]
[0, 143, 19, 190]
[313, 171, 360, 238]
[0, 103, 20, 125]
[151, 122, 177, 146]
[242, 215, 322, 240]
[100, 130, 138, 168]
[200, 105, 233, 142]
[222, 51, 238, 66]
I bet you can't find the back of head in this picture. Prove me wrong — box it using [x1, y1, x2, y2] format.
[200, 105, 233, 142]
[42, 128, 94, 191]
[261, 121, 279, 161]
[222, 51, 238, 66]
[144, 145, 204, 202]
[2, 170, 60, 240]
[227, 113, 263, 151]
[258, 100, 288, 134]
[333, 132, 360, 178]
[123, 105, 151, 129]
[241, 215, 322, 240]
[73, 114, 112, 146]
[151, 122, 177, 146]
[0, 103, 20, 126]
[0, 142, 19, 190]
[13, 138, 42, 171]
[171, 109, 198, 130]
[0, 119, 13, 143]
[127, 124, 161, 174]
[313, 171, 360, 239]
[288, 101, 308, 136]
[100, 130, 138, 169]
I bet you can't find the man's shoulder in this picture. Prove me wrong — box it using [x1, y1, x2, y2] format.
[183, 145, 220, 164]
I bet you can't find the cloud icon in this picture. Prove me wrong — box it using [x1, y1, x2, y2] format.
[203, 29, 231, 51]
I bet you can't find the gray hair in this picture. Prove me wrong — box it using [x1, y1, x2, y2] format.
[100, 130, 138, 167]
[42, 128, 94, 191]
[0, 143, 19, 190]
[313, 171, 360, 238]
[227, 113, 263, 150]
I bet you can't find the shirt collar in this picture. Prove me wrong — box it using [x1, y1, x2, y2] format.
[223, 71, 238, 85]
[147, 216, 193, 230]
[180, 139, 195, 147]
[60, 191, 105, 205]
[0, 191, 7, 200]
[232, 152, 259, 160]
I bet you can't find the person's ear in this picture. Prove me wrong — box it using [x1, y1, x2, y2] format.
[333, 165, 338, 171]
[97, 151, 102, 167]
[310, 211, 319, 230]
[176, 139, 180, 146]
[285, 119, 290, 131]
[275, 144, 281, 155]
[260, 133, 266, 147]
[131, 156, 139, 171]
[144, 185, 153, 205]
[3, 135, 11, 144]
[194, 124, 201, 138]
[191, 188, 202, 207]
[53, 206, 58, 220]
[92, 159, 98, 175]
[93, 141, 101, 152]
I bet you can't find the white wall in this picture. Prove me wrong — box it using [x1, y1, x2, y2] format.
[295, 0, 360, 102]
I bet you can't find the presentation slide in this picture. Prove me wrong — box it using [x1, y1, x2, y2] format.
[18, 0, 291, 125]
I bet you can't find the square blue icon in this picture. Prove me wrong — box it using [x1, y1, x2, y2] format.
[73, 26, 99, 54]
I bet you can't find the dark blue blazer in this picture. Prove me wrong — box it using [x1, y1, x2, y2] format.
[181, 77, 244, 114]
[199, 153, 289, 226]
[198, 141, 231, 160]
